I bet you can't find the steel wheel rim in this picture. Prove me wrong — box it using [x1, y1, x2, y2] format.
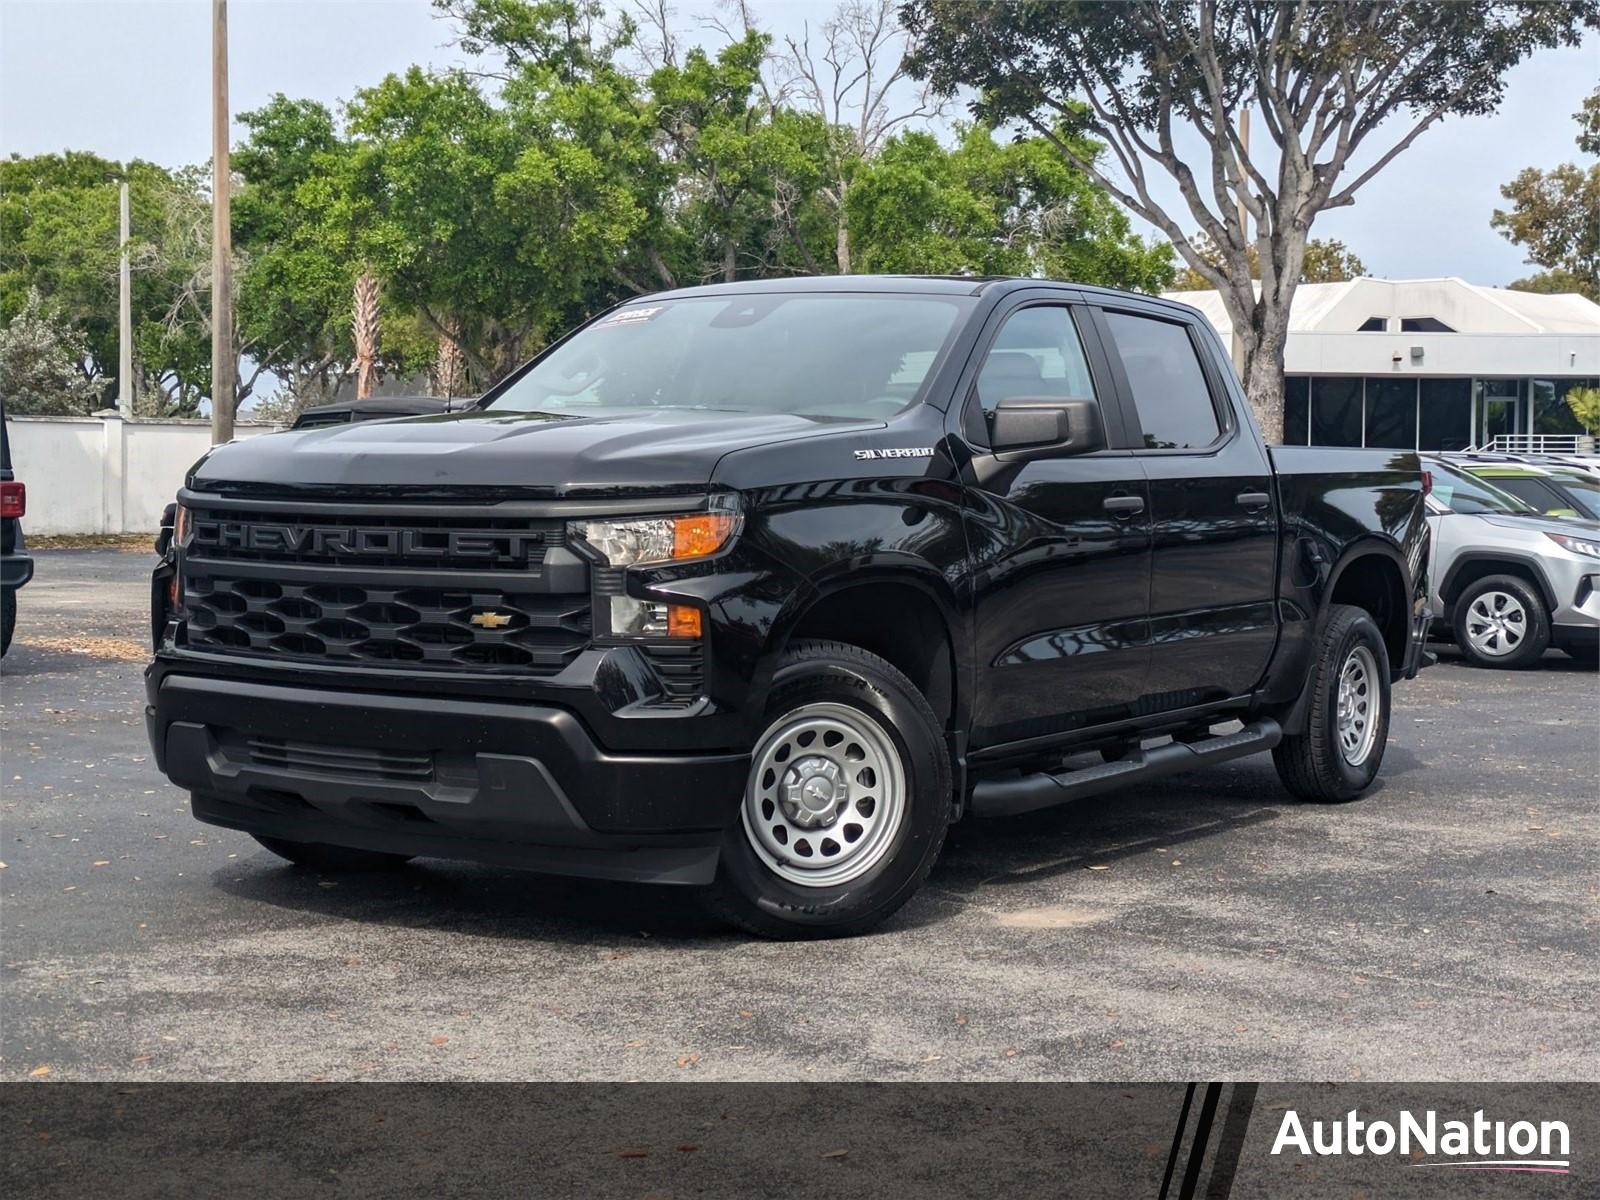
[1335, 644, 1380, 766]
[741, 701, 907, 888]
[1465, 590, 1527, 657]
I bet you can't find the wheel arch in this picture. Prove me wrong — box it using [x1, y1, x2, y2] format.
[1438, 552, 1557, 617]
[770, 568, 965, 732]
[1324, 541, 1411, 671]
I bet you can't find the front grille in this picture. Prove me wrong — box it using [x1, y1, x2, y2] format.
[185, 505, 563, 573]
[183, 575, 591, 673]
[179, 498, 592, 675]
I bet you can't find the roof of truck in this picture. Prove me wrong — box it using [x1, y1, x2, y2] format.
[634, 274, 1206, 320]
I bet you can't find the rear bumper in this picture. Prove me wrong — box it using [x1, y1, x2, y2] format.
[146, 670, 748, 885]
[1, 551, 32, 589]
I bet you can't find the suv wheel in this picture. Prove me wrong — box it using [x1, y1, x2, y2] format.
[1, 588, 14, 657]
[701, 640, 952, 939]
[1273, 604, 1391, 803]
[1452, 574, 1549, 669]
[253, 835, 413, 871]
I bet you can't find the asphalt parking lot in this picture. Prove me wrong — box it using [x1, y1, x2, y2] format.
[2, 548, 1596, 1082]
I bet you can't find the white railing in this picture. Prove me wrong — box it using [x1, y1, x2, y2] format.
[1472, 433, 1598, 455]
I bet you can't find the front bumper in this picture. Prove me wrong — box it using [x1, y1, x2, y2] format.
[145, 670, 748, 885]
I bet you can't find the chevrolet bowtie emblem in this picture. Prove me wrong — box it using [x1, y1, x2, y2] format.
[469, 610, 512, 629]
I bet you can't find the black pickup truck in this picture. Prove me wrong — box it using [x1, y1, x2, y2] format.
[146, 277, 1429, 936]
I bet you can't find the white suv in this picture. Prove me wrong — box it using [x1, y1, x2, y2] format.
[1423, 457, 1600, 669]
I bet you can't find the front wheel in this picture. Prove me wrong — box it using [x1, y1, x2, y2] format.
[700, 640, 952, 939]
[1452, 574, 1549, 669]
[1273, 604, 1392, 803]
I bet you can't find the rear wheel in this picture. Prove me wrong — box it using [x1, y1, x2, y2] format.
[1451, 574, 1549, 670]
[1274, 604, 1391, 803]
[700, 640, 952, 939]
[1, 588, 14, 657]
[252, 835, 413, 872]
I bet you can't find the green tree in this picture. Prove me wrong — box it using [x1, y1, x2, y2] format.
[848, 124, 1173, 290]
[901, 0, 1600, 441]
[0, 152, 212, 412]
[0, 289, 104, 415]
[1495, 87, 1600, 302]
[1567, 384, 1600, 434]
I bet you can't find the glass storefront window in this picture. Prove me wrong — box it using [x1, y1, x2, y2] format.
[1473, 379, 1523, 446]
[1364, 377, 1418, 449]
[1311, 377, 1362, 447]
[1534, 378, 1600, 435]
[1419, 378, 1472, 451]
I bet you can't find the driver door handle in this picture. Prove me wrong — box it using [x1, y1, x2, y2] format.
[1236, 491, 1271, 512]
[1103, 495, 1146, 518]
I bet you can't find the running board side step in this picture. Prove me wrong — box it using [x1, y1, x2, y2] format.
[969, 719, 1283, 819]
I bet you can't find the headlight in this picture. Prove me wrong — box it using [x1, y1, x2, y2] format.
[1546, 532, 1600, 560]
[571, 509, 740, 567]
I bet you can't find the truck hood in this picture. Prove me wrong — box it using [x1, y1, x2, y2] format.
[190, 408, 884, 497]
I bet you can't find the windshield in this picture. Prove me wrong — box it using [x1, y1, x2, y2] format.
[486, 293, 972, 420]
[1429, 462, 1537, 515]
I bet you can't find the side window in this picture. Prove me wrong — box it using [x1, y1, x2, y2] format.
[1102, 311, 1223, 450]
[975, 306, 1098, 415]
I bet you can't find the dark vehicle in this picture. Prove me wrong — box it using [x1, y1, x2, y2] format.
[2, 403, 32, 657]
[146, 278, 1430, 937]
[290, 395, 470, 430]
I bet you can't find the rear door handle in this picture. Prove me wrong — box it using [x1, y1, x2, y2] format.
[1103, 495, 1146, 518]
[1236, 491, 1271, 512]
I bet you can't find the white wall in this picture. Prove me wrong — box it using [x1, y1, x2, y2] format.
[7, 415, 279, 535]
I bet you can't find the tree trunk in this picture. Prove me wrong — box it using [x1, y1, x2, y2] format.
[353, 269, 381, 400]
[834, 180, 851, 275]
[722, 237, 737, 283]
[433, 316, 466, 399]
[1241, 300, 1290, 445]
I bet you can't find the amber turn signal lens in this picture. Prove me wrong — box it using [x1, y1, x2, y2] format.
[667, 604, 702, 638]
[672, 512, 737, 560]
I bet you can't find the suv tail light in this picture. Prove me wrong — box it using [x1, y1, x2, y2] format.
[0, 480, 23, 518]
[1420, 470, 1432, 497]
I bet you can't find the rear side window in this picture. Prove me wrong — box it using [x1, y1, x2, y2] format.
[1102, 312, 1222, 450]
[1485, 474, 1569, 514]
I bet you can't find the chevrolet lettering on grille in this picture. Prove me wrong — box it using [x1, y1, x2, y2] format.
[189, 520, 541, 562]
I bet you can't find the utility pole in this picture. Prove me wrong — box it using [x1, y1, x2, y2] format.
[1231, 106, 1250, 379]
[210, 0, 235, 443]
[117, 180, 133, 417]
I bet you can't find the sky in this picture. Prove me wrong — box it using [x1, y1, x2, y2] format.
[2, 0, 1598, 290]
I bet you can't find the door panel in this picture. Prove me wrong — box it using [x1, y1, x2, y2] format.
[959, 302, 1153, 748]
[1094, 307, 1278, 707]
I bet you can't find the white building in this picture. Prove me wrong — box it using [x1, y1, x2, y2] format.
[1164, 277, 1600, 451]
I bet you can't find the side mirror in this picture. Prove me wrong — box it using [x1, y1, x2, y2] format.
[988, 396, 1104, 458]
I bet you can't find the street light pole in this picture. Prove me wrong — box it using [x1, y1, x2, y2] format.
[210, 0, 235, 443]
[118, 180, 133, 418]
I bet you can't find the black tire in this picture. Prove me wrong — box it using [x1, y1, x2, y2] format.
[252, 834, 413, 872]
[1450, 574, 1550, 670]
[1273, 604, 1391, 804]
[700, 639, 952, 939]
[1, 588, 14, 658]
